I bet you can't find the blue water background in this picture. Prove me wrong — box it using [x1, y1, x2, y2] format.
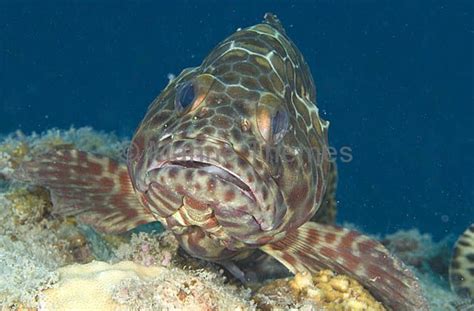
[1, 1, 472, 240]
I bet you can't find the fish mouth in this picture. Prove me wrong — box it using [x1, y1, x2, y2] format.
[139, 137, 283, 234]
[151, 159, 257, 203]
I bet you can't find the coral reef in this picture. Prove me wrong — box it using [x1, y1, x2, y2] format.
[0, 234, 59, 307]
[254, 270, 386, 311]
[0, 184, 99, 308]
[0, 187, 71, 308]
[5, 187, 51, 224]
[112, 264, 254, 310]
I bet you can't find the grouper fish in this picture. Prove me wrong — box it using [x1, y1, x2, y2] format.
[15, 14, 428, 310]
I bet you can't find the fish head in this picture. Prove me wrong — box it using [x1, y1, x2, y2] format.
[128, 21, 331, 252]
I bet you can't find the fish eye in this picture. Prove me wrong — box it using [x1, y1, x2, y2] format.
[257, 104, 289, 144]
[175, 82, 196, 112]
[271, 109, 289, 143]
[173, 74, 215, 114]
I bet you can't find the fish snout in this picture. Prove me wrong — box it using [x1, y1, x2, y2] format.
[137, 139, 285, 244]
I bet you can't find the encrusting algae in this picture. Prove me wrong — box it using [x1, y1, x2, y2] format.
[5, 187, 51, 225]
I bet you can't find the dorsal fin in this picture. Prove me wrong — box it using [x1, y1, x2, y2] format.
[263, 13, 286, 34]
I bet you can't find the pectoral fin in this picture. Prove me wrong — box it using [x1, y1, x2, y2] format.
[14, 149, 156, 233]
[261, 222, 429, 311]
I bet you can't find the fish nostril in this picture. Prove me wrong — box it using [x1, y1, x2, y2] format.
[240, 118, 251, 132]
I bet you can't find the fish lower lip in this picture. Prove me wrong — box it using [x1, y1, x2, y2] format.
[164, 160, 257, 202]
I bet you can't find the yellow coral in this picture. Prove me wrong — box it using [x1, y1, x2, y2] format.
[255, 270, 386, 311]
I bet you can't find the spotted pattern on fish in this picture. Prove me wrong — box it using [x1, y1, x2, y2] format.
[450, 224, 474, 299]
[14, 13, 428, 310]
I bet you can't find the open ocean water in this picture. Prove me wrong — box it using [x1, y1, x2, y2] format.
[0, 1, 473, 308]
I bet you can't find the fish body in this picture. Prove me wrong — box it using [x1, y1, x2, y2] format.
[128, 13, 330, 262]
[15, 14, 428, 310]
[450, 224, 474, 299]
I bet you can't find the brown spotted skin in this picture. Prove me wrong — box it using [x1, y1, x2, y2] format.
[128, 14, 331, 261]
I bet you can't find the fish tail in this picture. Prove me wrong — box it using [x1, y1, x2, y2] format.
[261, 222, 429, 310]
[13, 149, 156, 233]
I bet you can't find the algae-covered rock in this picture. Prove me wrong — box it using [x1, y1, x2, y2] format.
[254, 270, 386, 311]
[114, 231, 179, 268]
[0, 186, 95, 308]
[0, 235, 59, 308]
[5, 187, 51, 224]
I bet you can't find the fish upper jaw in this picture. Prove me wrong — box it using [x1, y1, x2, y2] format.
[146, 158, 258, 205]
